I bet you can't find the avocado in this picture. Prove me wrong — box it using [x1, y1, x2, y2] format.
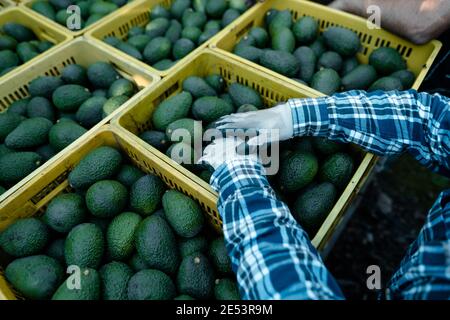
[86, 180, 128, 218]
[198, 28, 219, 44]
[215, 278, 240, 300]
[127, 34, 151, 52]
[145, 17, 170, 39]
[237, 104, 258, 113]
[179, 234, 208, 257]
[309, 36, 326, 58]
[170, 0, 191, 19]
[139, 130, 170, 152]
[293, 46, 316, 83]
[268, 9, 292, 35]
[87, 62, 120, 89]
[293, 16, 318, 45]
[318, 51, 343, 72]
[102, 95, 129, 117]
[43, 193, 87, 233]
[228, 83, 263, 109]
[152, 91, 193, 131]
[100, 261, 133, 300]
[52, 268, 100, 300]
[312, 137, 343, 155]
[135, 215, 179, 274]
[85, 14, 104, 27]
[177, 252, 215, 300]
[7, 98, 30, 116]
[130, 174, 166, 216]
[117, 42, 143, 61]
[248, 27, 269, 48]
[0, 217, 49, 257]
[104, 36, 121, 47]
[153, 59, 176, 70]
[368, 76, 403, 91]
[61, 64, 87, 85]
[192, 96, 234, 123]
[35, 144, 56, 162]
[16, 42, 39, 62]
[390, 70, 415, 88]
[341, 57, 359, 76]
[277, 151, 318, 192]
[107, 212, 142, 261]
[311, 68, 341, 95]
[127, 269, 176, 300]
[165, 20, 183, 43]
[260, 49, 300, 78]
[0, 112, 22, 142]
[323, 27, 361, 57]
[233, 45, 262, 64]
[89, 1, 118, 15]
[49, 121, 88, 151]
[166, 118, 202, 144]
[65, 223, 104, 269]
[341, 64, 378, 90]
[32, 1, 57, 20]
[271, 28, 295, 53]
[28, 76, 63, 99]
[128, 253, 149, 272]
[166, 142, 196, 166]
[68, 146, 123, 189]
[143, 37, 172, 64]
[181, 26, 202, 43]
[182, 76, 217, 98]
[115, 164, 145, 188]
[222, 8, 240, 26]
[209, 237, 232, 274]
[6, 255, 63, 300]
[0, 50, 19, 72]
[206, 0, 227, 18]
[26, 97, 56, 121]
[5, 117, 53, 149]
[319, 152, 354, 189]
[162, 190, 204, 238]
[0, 144, 13, 158]
[182, 9, 207, 29]
[293, 182, 337, 235]
[3, 23, 35, 42]
[205, 74, 225, 93]
[52, 84, 92, 112]
[369, 47, 406, 75]
[0, 152, 42, 184]
[45, 238, 65, 263]
[150, 4, 171, 20]
[76, 96, 106, 128]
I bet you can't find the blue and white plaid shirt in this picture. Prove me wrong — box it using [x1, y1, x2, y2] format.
[210, 90, 450, 300]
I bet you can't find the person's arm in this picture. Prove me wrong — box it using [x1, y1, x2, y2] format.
[289, 90, 450, 177]
[328, 0, 450, 44]
[210, 158, 344, 300]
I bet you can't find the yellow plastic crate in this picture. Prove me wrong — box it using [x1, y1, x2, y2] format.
[0, 7, 72, 78]
[85, 0, 254, 77]
[0, 38, 160, 204]
[112, 49, 378, 250]
[0, 125, 222, 300]
[20, 0, 133, 37]
[210, 0, 443, 95]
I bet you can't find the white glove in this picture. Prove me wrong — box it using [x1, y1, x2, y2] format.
[215, 103, 294, 146]
[198, 137, 259, 170]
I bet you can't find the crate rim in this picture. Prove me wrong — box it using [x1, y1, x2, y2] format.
[111, 48, 378, 250]
[19, 0, 135, 37]
[0, 37, 160, 205]
[85, 0, 258, 77]
[209, 0, 443, 94]
[0, 7, 73, 80]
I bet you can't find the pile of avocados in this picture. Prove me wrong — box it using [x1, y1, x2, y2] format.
[138, 73, 355, 236]
[0, 62, 138, 196]
[0, 146, 240, 300]
[31, 0, 131, 30]
[0, 22, 54, 77]
[103, 0, 250, 70]
[232, 9, 416, 95]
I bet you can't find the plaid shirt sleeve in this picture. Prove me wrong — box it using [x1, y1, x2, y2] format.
[289, 90, 450, 176]
[210, 159, 345, 300]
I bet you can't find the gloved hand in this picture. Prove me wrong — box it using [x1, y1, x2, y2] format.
[198, 136, 259, 170]
[215, 103, 294, 147]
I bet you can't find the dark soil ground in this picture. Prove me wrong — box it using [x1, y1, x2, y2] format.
[325, 155, 450, 299]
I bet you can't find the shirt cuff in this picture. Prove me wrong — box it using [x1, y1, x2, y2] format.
[288, 97, 331, 137]
[210, 158, 270, 205]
